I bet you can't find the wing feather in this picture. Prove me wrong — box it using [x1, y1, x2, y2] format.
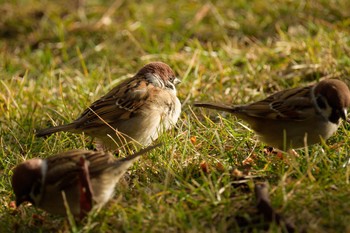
[44, 150, 115, 190]
[72, 78, 152, 130]
[240, 86, 314, 121]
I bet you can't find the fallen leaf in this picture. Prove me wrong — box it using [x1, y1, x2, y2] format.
[216, 162, 225, 172]
[190, 136, 197, 144]
[9, 201, 16, 209]
[200, 161, 210, 173]
[243, 157, 254, 165]
[231, 168, 243, 177]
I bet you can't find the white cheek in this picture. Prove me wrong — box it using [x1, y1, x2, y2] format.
[41, 160, 48, 182]
[169, 84, 177, 95]
[325, 105, 333, 120]
[145, 73, 163, 88]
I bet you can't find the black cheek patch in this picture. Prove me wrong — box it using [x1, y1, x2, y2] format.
[316, 96, 327, 109]
[329, 109, 340, 124]
[165, 83, 174, 90]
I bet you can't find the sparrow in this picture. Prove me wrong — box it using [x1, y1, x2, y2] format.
[36, 62, 181, 150]
[194, 79, 350, 150]
[11, 144, 160, 217]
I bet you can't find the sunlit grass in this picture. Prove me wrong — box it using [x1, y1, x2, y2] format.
[1, 0, 350, 232]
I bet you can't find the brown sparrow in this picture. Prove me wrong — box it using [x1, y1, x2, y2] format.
[194, 79, 350, 150]
[11, 144, 160, 217]
[36, 62, 181, 150]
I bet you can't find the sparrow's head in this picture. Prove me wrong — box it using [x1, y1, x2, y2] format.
[314, 79, 350, 123]
[12, 159, 44, 207]
[137, 62, 181, 92]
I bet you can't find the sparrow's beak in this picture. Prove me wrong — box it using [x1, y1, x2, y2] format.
[339, 108, 348, 120]
[174, 77, 181, 85]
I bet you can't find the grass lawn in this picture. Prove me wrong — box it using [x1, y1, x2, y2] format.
[1, 0, 350, 232]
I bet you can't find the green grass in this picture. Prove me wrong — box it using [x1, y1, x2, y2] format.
[1, 0, 350, 232]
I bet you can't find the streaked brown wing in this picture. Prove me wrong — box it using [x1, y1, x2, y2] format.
[83, 151, 115, 174]
[44, 150, 106, 190]
[241, 86, 314, 121]
[73, 78, 152, 130]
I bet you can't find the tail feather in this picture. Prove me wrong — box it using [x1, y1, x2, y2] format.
[36, 124, 75, 137]
[193, 102, 237, 113]
[118, 143, 162, 163]
[113, 143, 162, 171]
